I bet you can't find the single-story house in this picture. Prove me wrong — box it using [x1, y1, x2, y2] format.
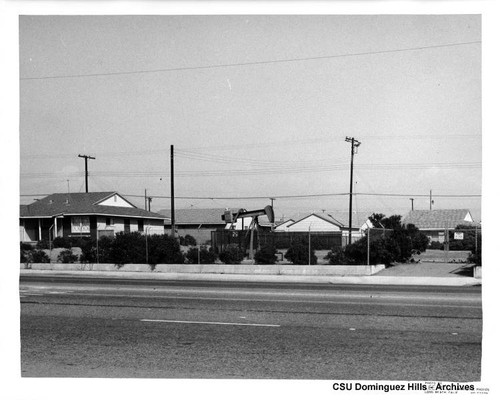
[284, 211, 373, 245]
[273, 218, 295, 232]
[160, 207, 274, 245]
[159, 208, 231, 244]
[402, 209, 480, 243]
[20, 192, 166, 243]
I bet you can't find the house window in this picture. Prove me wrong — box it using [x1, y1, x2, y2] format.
[71, 217, 90, 233]
[138, 220, 144, 232]
[106, 217, 114, 226]
[124, 219, 130, 233]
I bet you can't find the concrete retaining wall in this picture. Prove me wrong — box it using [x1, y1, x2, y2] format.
[20, 263, 385, 276]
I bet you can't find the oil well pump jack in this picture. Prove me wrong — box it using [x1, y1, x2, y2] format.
[221, 205, 275, 260]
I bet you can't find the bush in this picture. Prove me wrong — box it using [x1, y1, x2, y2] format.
[36, 240, 50, 250]
[79, 236, 113, 264]
[52, 236, 72, 249]
[185, 246, 218, 264]
[147, 234, 185, 265]
[109, 232, 146, 265]
[20, 243, 34, 262]
[324, 249, 354, 265]
[254, 244, 277, 265]
[20, 242, 33, 252]
[180, 234, 197, 247]
[285, 237, 317, 265]
[428, 241, 443, 250]
[26, 249, 50, 263]
[57, 249, 78, 263]
[69, 236, 92, 249]
[219, 244, 245, 264]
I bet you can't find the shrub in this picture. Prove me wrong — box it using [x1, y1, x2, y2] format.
[285, 237, 317, 265]
[185, 246, 218, 264]
[147, 234, 185, 265]
[428, 241, 443, 250]
[254, 244, 277, 265]
[36, 240, 50, 250]
[180, 234, 197, 247]
[324, 249, 354, 265]
[219, 244, 244, 264]
[57, 249, 78, 263]
[20, 242, 33, 252]
[69, 236, 92, 249]
[52, 236, 72, 249]
[467, 231, 482, 266]
[29, 249, 50, 263]
[109, 232, 146, 265]
[79, 236, 113, 264]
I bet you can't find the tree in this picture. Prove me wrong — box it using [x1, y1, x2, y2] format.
[219, 244, 244, 264]
[254, 244, 278, 265]
[326, 214, 429, 266]
[147, 234, 185, 265]
[185, 246, 217, 264]
[108, 232, 146, 265]
[285, 237, 317, 265]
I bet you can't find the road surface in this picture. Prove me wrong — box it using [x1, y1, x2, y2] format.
[20, 276, 482, 380]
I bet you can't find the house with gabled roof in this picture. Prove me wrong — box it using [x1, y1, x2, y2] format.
[20, 192, 166, 243]
[402, 209, 479, 243]
[159, 207, 274, 244]
[284, 211, 373, 244]
[159, 208, 231, 244]
[273, 218, 295, 232]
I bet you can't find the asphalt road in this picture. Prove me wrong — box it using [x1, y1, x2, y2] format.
[20, 277, 482, 380]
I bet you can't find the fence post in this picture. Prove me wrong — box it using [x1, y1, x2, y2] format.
[367, 227, 370, 266]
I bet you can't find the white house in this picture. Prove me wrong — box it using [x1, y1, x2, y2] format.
[20, 192, 166, 243]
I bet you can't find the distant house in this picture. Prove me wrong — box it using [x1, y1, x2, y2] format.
[273, 219, 295, 232]
[402, 209, 479, 243]
[284, 211, 373, 244]
[160, 207, 275, 244]
[159, 208, 230, 244]
[20, 192, 166, 243]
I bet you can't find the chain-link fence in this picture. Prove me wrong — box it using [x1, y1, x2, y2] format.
[211, 229, 343, 254]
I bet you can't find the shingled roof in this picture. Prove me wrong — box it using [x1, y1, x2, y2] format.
[290, 211, 373, 229]
[20, 192, 165, 220]
[158, 208, 232, 225]
[402, 209, 478, 230]
[159, 208, 273, 226]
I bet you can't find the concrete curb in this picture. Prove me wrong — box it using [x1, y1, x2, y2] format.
[19, 269, 481, 287]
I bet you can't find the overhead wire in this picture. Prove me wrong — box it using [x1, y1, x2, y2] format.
[20, 40, 481, 81]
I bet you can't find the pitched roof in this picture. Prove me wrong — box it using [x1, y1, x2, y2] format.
[20, 192, 165, 220]
[402, 209, 478, 230]
[159, 208, 274, 226]
[290, 211, 373, 229]
[159, 208, 231, 225]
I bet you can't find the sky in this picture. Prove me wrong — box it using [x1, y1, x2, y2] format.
[19, 15, 481, 220]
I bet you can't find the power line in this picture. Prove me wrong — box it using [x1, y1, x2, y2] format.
[20, 161, 481, 180]
[19, 133, 480, 160]
[19, 191, 481, 200]
[20, 40, 481, 81]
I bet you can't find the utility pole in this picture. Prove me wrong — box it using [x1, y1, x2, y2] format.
[269, 197, 275, 231]
[345, 137, 361, 245]
[170, 145, 175, 238]
[144, 189, 148, 210]
[78, 154, 95, 193]
[410, 198, 414, 211]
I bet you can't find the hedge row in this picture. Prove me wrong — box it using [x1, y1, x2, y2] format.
[20, 234, 314, 265]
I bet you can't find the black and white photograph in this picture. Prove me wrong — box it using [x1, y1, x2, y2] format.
[1, 1, 499, 399]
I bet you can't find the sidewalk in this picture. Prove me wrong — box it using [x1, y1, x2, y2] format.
[20, 262, 481, 287]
